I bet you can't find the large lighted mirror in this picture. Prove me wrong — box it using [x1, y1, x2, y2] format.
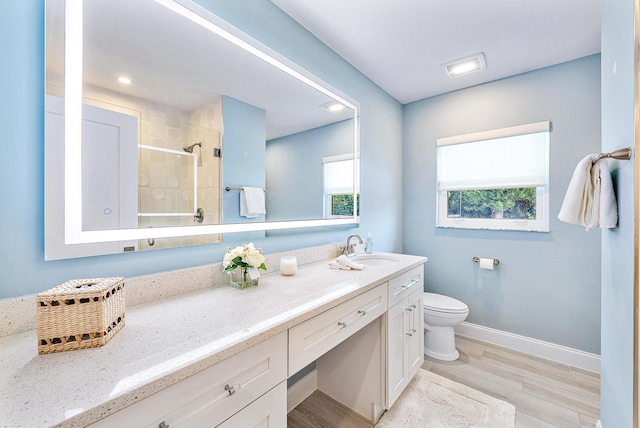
[44, 0, 359, 260]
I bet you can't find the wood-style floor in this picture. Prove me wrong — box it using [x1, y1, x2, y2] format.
[288, 335, 600, 428]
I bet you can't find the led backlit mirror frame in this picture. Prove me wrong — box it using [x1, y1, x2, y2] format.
[63, 0, 360, 245]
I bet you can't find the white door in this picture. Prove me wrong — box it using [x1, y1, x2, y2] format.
[45, 95, 138, 259]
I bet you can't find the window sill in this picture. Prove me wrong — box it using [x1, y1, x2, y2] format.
[437, 219, 549, 232]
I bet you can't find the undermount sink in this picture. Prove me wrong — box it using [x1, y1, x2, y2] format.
[351, 254, 400, 267]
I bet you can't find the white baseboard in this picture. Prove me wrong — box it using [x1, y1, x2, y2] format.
[455, 322, 601, 374]
[287, 369, 318, 413]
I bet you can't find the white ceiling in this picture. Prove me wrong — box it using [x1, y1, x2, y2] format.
[270, 0, 602, 104]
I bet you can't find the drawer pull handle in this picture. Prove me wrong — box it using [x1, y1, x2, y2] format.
[411, 304, 417, 309]
[411, 329, 417, 333]
[401, 279, 419, 290]
[406, 332, 413, 337]
[337, 322, 347, 329]
[358, 310, 367, 316]
[159, 422, 170, 428]
[405, 307, 413, 312]
[225, 384, 236, 396]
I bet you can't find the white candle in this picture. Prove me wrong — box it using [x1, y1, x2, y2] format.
[280, 256, 297, 276]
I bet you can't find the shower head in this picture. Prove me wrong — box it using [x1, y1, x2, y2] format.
[183, 142, 203, 167]
[183, 142, 202, 153]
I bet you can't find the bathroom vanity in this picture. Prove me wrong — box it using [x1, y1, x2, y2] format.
[0, 251, 426, 427]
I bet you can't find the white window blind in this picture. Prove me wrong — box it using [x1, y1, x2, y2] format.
[436, 121, 550, 191]
[323, 154, 355, 194]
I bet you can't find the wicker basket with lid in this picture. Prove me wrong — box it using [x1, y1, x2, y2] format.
[36, 277, 125, 354]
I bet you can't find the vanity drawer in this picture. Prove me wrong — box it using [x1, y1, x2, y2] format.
[289, 284, 387, 375]
[90, 332, 287, 428]
[388, 266, 424, 308]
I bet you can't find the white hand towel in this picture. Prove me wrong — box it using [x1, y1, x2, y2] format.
[329, 260, 351, 270]
[240, 187, 266, 218]
[558, 155, 618, 230]
[337, 255, 364, 270]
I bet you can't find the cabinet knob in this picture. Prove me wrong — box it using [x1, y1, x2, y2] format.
[224, 384, 236, 396]
[406, 332, 413, 336]
[337, 322, 347, 329]
[405, 307, 413, 312]
[410, 304, 417, 309]
[411, 329, 417, 333]
[159, 422, 170, 428]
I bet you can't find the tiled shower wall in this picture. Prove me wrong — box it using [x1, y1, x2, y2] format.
[83, 85, 223, 249]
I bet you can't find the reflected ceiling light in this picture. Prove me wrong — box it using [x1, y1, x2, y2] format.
[442, 53, 486, 78]
[117, 76, 132, 84]
[322, 102, 346, 113]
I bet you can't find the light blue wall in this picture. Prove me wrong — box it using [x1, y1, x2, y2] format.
[600, 0, 636, 426]
[0, 0, 403, 299]
[403, 55, 602, 354]
[266, 120, 353, 221]
[221, 96, 266, 242]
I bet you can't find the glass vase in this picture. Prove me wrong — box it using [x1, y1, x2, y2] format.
[228, 267, 258, 289]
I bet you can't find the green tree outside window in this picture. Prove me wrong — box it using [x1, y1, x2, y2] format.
[447, 188, 536, 219]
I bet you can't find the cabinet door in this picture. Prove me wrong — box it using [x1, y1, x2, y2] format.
[407, 290, 424, 380]
[217, 381, 286, 428]
[386, 300, 409, 408]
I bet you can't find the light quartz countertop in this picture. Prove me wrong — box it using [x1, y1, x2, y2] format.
[0, 252, 426, 427]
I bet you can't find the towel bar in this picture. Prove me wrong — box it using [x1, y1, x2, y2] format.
[225, 187, 265, 192]
[593, 147, 632, 164]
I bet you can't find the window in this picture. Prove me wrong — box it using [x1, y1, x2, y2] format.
[323, 154, 359, 218]
[436, 121, 550, 232]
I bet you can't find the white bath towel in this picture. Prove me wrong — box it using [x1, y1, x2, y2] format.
[240, 187, 266, 218]
[595, 159, 618, 228]
[558, 154, 618, 230]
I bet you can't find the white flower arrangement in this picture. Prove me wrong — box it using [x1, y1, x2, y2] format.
[223, 242, 267, 280]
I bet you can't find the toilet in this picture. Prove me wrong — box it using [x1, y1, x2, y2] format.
[423, 292, 469, 361]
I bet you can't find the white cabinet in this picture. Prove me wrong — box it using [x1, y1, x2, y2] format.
[89, 332, 287, 428]
[217, 381, 287, 428]
[88, 261, 427, 427]
[386, 267, 424, 408]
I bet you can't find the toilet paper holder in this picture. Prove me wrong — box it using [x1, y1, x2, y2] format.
[472, 256, 500, 265]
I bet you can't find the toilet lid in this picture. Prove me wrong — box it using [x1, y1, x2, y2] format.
[423, 292, 468, 313]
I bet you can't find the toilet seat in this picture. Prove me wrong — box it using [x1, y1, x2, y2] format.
[423, 292, 468, 314]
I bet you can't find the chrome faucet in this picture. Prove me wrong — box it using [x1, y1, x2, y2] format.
[342, 234, 363, 256]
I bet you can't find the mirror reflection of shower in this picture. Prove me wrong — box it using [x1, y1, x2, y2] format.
[183, 141, 203, 167]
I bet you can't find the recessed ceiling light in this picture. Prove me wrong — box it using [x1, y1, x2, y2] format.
[442, 53, 486, 78]
[322, 102, 346, 113]
[117, 76, 132, 84]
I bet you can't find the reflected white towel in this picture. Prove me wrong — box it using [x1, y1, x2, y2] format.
[240, 187, 266, 218]
[558, 155, 618, 230]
